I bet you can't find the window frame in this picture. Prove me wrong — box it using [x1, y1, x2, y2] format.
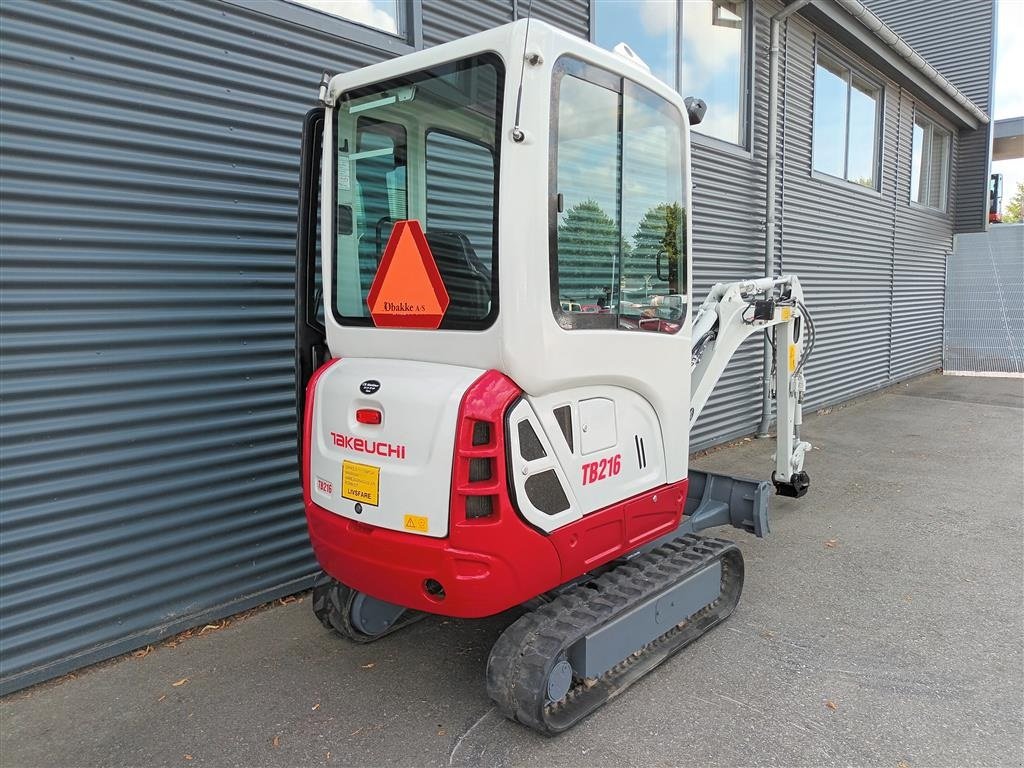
[548, 55, 688, 334]
[330, 53, 505, 332]
[811, 46, 885, 192]
[909, 107, 952, 213]
[224, 0, 422, 53]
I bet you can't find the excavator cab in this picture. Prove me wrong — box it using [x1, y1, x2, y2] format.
[296, 19, 812, 735]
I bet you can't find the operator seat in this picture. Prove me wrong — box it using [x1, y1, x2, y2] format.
[425, 230, 491, 321]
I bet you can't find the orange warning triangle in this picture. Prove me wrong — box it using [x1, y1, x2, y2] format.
[367, 220, 450, 329]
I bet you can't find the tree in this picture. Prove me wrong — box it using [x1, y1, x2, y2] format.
[630, 202, 686, 291]
[557, 200, 628, 301]
[1003, 180, 1024, 224]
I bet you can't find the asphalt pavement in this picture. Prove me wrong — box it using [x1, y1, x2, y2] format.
[2, 373, 1022, 768]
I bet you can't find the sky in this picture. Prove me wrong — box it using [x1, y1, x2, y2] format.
[593, 0, 745, 144]
[992, 0, 1023, 206]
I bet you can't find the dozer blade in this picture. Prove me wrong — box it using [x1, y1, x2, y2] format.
[486, 535, 744, 735]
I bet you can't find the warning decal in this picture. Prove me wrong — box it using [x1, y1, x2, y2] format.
[367, 220, 450, 329]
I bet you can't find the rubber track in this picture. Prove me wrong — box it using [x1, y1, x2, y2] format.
[312, 572, 424, 643]
[486, 535, 744, 735]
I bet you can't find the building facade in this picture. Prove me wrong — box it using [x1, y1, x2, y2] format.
[863, 0, 996, 233]
[0, 0, 992, 692]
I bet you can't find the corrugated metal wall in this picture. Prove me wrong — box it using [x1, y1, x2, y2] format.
[863, 0, 995, 234]
[691, 1, 958, 444]
[944, 225, 1024, 374]
[0, 0, 384, 695]
[422, 0, 588, 46]
[0, 0, 588, 694]
[689, 3, 771, 449]
[891, 90, 958, 381]
[776, 16, 955, 409]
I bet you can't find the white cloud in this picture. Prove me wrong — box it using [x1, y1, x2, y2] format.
[994, 0, 1024, 119]
[288, 0, 398, 34]
[639, 0, 675, 36]
[680, 0, 743, 79]
[691, 106, 740, 144]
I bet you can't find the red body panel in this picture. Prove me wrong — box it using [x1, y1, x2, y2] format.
[303, 363, 688, 618]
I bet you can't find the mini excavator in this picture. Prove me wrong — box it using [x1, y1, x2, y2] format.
[295, 18, 813, 735]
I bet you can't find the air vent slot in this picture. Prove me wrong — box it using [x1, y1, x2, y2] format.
[469, 458, 493, 482]
[472, 420, 491, 446]
[635, 435, 647, 469]
[517, 419, 547, 461]
[553, 405, 573, 452]
[465, 495, 494, 519]
[524, 470, 571, 515]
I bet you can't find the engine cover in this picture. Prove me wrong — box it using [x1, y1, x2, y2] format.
[308, 357, 484, 538]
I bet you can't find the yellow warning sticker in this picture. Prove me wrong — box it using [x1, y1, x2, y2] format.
[403, 514, 429, 533]
[341, 460, 379, 506]
[780, 306, 792, 321]
[788, 344, 797, 373]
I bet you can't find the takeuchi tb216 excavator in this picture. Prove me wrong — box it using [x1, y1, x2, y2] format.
[295, 19, 814, 735]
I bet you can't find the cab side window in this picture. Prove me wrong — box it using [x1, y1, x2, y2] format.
[552, 59, 687, 333]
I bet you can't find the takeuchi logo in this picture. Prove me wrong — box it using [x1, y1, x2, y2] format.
[330, 431, 406, 460]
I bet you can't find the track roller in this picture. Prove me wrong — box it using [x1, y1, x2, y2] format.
[486, 535, 743, 735]
[312, 572, 424, 643]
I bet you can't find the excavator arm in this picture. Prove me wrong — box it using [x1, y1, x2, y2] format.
[687, 275, 813, 520]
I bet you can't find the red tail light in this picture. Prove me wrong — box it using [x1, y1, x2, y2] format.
[356, 408, 382, 425]
[451, 371, 521, 523]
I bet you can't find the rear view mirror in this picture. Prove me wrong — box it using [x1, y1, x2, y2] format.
[684, 96, 706, 126]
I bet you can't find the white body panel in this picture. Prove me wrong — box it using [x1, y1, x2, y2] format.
[320, 20, 695, 486]
[507, 387, 667, 533]
[309, 358, 483, 537]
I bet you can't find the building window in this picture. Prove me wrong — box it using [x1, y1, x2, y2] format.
[680, 0, 747, 145]
[910, 112, 950, 210]
[812, 50, 882, 189]
[593, 0, 749, 147]
[288, 0, 403, 36]
[593, 0, 677, 90]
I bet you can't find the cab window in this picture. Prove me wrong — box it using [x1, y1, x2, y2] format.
[333, 54, 503, 330]
[551, 58, 687, 333]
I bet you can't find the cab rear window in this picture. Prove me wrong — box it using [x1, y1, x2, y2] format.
[333, 54, 504, 330]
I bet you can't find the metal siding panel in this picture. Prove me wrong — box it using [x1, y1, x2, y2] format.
[777, 20, 951, 411]
[861, 0, 994, 233]
[527, 0, 589, 38]
[944, 225, 1024, 374]
[420, 0, 587, 51]
[421, 0, 512, 47]
[689, 3, 771, 450]
[952, 125, 992, 233]
[891, 95, 955, 381]
[862, 0, 993, 108]
[0, 0, 391, 693]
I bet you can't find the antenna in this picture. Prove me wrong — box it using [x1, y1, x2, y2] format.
[511, 0, 534, 142]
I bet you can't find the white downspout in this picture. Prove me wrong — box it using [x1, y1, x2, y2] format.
[757, 0, 810, 438]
